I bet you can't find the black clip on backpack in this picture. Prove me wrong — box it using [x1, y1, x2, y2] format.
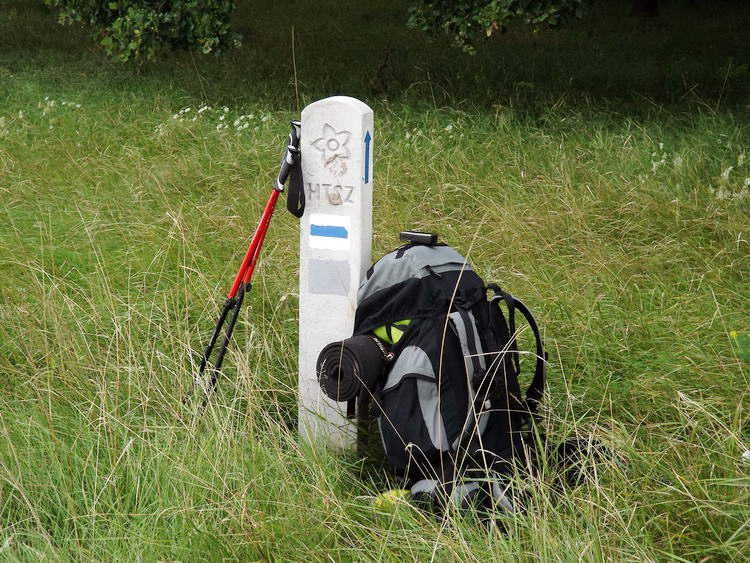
[316, 231, 546, 512]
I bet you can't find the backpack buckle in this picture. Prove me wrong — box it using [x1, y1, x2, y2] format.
[369, 335, 394, 362]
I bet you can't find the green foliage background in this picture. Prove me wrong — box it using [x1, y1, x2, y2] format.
[1, 0, 749, 560]
[45, 0, 238, 61]
[409, 0, 588, 52]
[45, 0, 590, 61]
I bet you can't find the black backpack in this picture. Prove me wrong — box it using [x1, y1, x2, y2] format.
[316, 232, 546, 509]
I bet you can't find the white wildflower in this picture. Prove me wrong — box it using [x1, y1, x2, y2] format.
[651, 155, 666, 173]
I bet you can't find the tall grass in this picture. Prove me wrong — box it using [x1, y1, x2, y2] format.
[1, 0, 749, 560]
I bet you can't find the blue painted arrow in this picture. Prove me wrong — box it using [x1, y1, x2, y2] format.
[363, 130, 372, 184]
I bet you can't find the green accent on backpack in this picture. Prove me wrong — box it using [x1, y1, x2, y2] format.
[373, 319, 412, 345]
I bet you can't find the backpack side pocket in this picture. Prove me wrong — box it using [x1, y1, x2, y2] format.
[377, 345, 449, 479]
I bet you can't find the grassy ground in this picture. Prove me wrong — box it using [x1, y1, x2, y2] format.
[1, 0, 749, 560]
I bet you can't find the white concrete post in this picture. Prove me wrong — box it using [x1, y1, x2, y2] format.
[298, 96, 374, 448]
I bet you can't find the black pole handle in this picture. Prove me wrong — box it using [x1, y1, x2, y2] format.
[275, 120, 301, 192]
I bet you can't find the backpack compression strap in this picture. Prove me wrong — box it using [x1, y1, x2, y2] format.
[488, 285, 546, 422]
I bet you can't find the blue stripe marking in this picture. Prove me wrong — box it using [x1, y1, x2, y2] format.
[310, 224, 348, 239]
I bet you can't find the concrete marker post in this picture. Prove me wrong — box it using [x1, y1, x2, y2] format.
[298, 96, 373, 448]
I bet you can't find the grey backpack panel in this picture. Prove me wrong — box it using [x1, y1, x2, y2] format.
[383, 345, 434, 391]
[358, 244, 474, 303]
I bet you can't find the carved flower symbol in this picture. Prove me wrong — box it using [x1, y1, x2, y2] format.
[312, 124, 351, 165]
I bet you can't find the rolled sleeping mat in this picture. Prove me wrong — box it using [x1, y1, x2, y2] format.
[316, 335, 386, 402]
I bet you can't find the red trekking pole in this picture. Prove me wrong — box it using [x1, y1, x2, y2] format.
[188, 121, 303, 406]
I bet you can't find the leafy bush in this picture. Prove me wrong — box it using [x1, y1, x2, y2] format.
[45, 0, 239, 62]
[408, 0, 589, 52]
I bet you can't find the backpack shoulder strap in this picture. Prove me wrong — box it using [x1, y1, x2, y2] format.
[487, 284, 546, 423]
[488, 289, 520, 376]
[512, 297, 545, 420]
